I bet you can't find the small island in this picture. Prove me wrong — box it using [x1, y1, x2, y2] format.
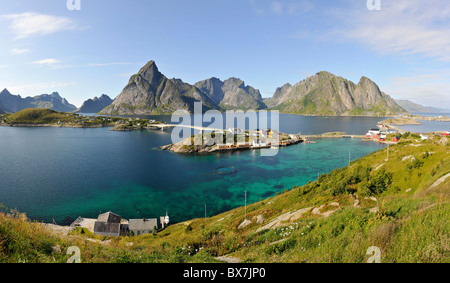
[379, 114, 450, 127]
[161, 129, 304, 154]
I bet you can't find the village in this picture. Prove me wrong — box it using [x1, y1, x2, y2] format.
[70, 211, 170, 237]
[211, 128, 304, 150]
[160, 127, 304, 154]
[365, 122, 450, 144]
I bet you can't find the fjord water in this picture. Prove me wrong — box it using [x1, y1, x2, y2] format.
[0, 115, 386, 224]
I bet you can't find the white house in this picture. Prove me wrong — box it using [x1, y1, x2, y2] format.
[128, 219, 159, 236]
[252, 140, 267, 147]
[228, 128, 243, 135]
[368, 128, 381, 135]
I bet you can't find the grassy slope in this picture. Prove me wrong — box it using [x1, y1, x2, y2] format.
[2, 108, 151, 129]
[5, 108, 77, 124]
[0, 135, 448, 263]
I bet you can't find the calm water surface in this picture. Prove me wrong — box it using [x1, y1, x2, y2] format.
[0, 115, 388, 223]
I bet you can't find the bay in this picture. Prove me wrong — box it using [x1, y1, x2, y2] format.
[0, 115, 387, 224]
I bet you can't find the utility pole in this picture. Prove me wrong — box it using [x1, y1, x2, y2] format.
[244, 191, 247, 220]
[387, 144, 390, 161]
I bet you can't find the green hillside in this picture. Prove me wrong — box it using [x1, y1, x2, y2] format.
[5, 108, 77, 124]
[1, 133, 448, 263]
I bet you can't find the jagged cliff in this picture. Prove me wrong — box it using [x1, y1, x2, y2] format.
[195, 77, 266, 110]
[99, 61, 218, 115]
[76, 94, 113, 114]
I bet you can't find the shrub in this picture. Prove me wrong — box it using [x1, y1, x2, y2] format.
[407, 159, 424, 170]
[359, 169, 393, 196]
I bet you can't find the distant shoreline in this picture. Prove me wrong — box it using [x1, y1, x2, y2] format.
[0, 123, 113, 129]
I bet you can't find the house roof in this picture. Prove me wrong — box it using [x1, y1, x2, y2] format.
[97, 211, 121, 223]
[94, 222, 121, 235]
[129, 219, 158, 231]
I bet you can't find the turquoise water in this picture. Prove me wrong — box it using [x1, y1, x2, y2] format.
[0, 116, 387, 224]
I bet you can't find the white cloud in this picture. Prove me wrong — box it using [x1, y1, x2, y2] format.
[329, 0, 450, 62]
[1, 12, 78, 39]
[32, 58, 61, 66]
[7, 82, 76, 96]
[385, 71, 450, 108]
[10, 48, 30, 55]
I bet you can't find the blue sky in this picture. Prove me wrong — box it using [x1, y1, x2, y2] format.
[1, 0, 450, 109]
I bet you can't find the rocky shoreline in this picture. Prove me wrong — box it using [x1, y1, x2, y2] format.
[160, 133, 304, 154]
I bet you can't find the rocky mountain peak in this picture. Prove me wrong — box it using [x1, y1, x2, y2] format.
[135, 60, 162, 84]
[0, 88, 11, 96]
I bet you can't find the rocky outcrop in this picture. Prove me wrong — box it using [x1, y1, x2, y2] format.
[265, 83, 292, 108]
[160, 142, 221, 154]
[76, 94, 113, 114]
[195, 77, 266, 110]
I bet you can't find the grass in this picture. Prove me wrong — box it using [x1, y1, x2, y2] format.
[5, 108, 76, 124]
[2, 108, 161, 130]
[0, 133, 448, 263]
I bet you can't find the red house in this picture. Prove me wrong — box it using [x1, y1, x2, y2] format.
[442, 132, 450, 136]
[393, 136, 401, 143]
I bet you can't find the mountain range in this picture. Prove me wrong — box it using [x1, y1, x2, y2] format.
[100, 61, 407, 116]
[99, 61, 219, 115]
[194, 77, 266, 110]
[1, 60, 414, 117]
[75, 94, 113, 114]
[266, 71, 407, 116]
[395, 99, 450, 114]
[0, 89, 77, 113]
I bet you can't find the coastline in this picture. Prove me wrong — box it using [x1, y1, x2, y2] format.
[160, 133, 304, 154]
[0, 123, 114, 129]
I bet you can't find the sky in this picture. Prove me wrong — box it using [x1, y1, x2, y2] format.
[1, 0, 450, 109]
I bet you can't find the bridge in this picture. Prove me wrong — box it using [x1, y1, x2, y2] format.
[147, 123, 223, 132]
